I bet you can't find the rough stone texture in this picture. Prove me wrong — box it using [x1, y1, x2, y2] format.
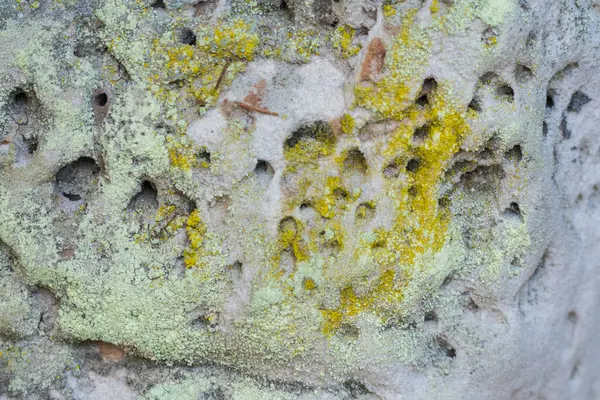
[0, 0, 599, 399]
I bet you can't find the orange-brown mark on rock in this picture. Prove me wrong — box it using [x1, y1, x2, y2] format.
[97, 341, 125, 362]
[243, 79, 266, 107]
[360, 38, 386, 81]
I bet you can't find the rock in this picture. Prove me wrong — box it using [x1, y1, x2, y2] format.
[1, 0, 600, 398]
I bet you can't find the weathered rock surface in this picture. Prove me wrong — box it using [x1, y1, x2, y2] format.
[1, 0, 600, 398]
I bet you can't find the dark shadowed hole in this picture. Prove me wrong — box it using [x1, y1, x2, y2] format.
[279, 216, 298, 235]
[567, 91, 591, 113]
[515, 63, 533, 82]
[424, 311, 437, 322]
[254, 159, 274, 181]
[231, 261, 242, 273]
[355, 202, 375, 220]
[496, 84, 515, 100]
[437, 338, 456, 358]
[130, 180, 158, 212]
[344, 380, 373, 396]
[198, 149, 211, 164]
[468, 97, 481, 112]
[504, 202, 522, 219]
[178, 28, 197, 46]
[285, 121, 333, 149]
[438, 196, 450, 209]
[560, 114, 571, 139]
[505, 144, 523, 162]
[422, 77, 438, 93]
[383, 160, 400, 179]
[413, 124, 430, 143]
[546, 91, 555, 109]
[93, 92, 108, 107]
[542, 121, 548, 137]
[480, 71, 500, 84]
[567, 310, 577, 324]
[13, 90, 28, 108]
[343, 148, 368, 174]
[416, 94, 428, 107]
[406, 158, 420, 173]
[56, 157, 101, 201]
[416, 77, 438, 106]
[25, 137, 38, 154]
[151, 0, 165, 8]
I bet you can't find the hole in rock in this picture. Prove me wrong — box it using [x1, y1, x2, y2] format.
[480, 71, 499, 84]
[459, 164, 504, 192]
[151, 0, 165, 8]
[437, 338, 456, 358]
[438, 196, 451, 209]
[344, 380, 373, 397]
[542, 121, 548, 137]
[92, 90, 110, 123]
[230, 261, 242, 273]
[93, 92, 108, 107]
[197, 149, 211, 165]
[560, 114, 571, 139]
[284, 121, 334, 150]
[413, 124, 430, 143]
[567, 91, 591, 113]
[424, 311, 437, 322]
[254, 159, 274, 181]
[515, 63, 533, 81]
[13, 90, 28, 108]
[279, 216, 298, 238]
[343, 148, 368, 174]
[504, 202, 522, 219]
[56, 157, 101, 201]
[468, 97, 482, 112]
[178, 28, 197, 46]
[406, 158, 421, 173]
[383, 160, 400, 179]
[129, 180, 159, 214]
[496, 84, 515, 100]
[505, 144, 523, 162]
[25, 137, 38, 154]
[416, 77, 438, 106]
[546, 91, 555, 109]
[356, 202, 375, 219]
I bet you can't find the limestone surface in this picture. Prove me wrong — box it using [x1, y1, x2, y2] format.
[1, 0, 600, 399]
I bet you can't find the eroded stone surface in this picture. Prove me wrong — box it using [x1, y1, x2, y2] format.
[1, 0, 600, 399]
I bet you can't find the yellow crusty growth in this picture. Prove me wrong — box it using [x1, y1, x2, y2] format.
[332, 25, 362, 59]
[340, 113, 356, 134]
[184, 210, 208, 268]
[318, 11, 470, 334]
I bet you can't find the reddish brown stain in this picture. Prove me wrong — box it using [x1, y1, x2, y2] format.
[360, 38, 386, 81]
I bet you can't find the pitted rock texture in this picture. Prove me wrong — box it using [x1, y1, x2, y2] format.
[1, 0, 600, 399]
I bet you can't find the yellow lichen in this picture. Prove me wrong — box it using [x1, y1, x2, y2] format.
[332, 25, 362, 59]
[183, 209, 208, 268]
[340, 113, 356, 134]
